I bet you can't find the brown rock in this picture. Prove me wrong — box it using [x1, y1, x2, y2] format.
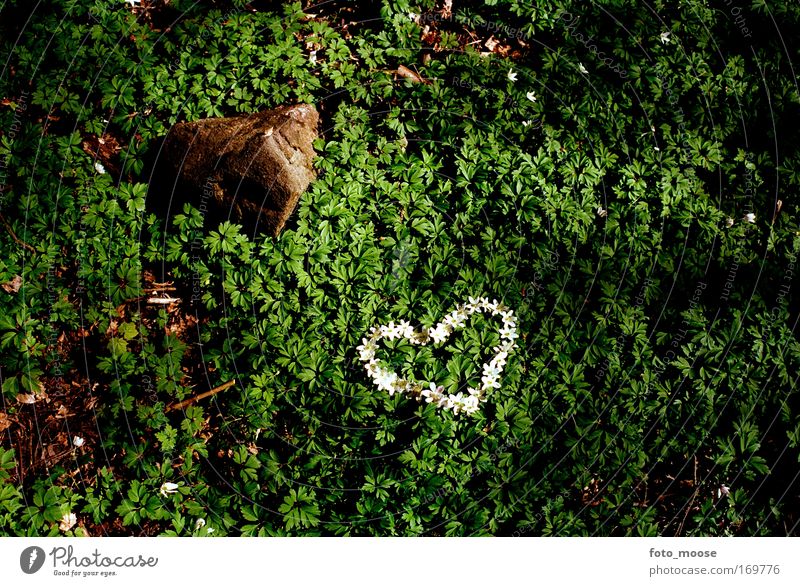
[161, 104, 319, 236]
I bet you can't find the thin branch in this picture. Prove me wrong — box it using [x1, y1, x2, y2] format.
[166, 380, 237, 412]
[0, 212, 35, 252]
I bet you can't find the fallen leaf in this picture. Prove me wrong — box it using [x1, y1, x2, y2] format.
[16, 393, 36, 404]
[1, 275, 22, 293]
[0, 412, 13, 432]
[396, 65, 429, 84]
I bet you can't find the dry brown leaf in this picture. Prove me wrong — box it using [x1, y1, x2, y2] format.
[0, 412, 13, 432]
[442, 0, 453, 18]
[1, 275, 22, 293]
[16, 393, 36, 404]
[396, 65, 429, 84]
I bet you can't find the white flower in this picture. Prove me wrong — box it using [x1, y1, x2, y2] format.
[194, 518, 206, 531]
[444, 311, 466, 330]
[507, 70, 518, 82]
[207, 528, 214, 534]
[94, 161, 106, 174]
[717, 484, 730, 498]
[726, 217, 734, 228]
[500, 326, 519, 342]
[492, 351, 508, 368]
[462, 395, 480, 414]
[72, 436, 85, 448]
[364, 358, 379, 376]
[447, 392, 466, 414]
[483, 299, 500, 314]
[420, 383, 445, 405]
[481, 373, 501, 390]
[124, 0, 141, 7]
[397, 320, 415, 339]
[522, 120, 533, 127]
[501, 311, 516, 327]
[373, 367, 399, 393]
[159, 482, 180, 497]
[578, 62, 588, 74]
[381, 322, 404, 340]
[596, 206, 607, 218]
[309, 50, 317, 65]
[660, 31, 671, 44]
[59, 512, 77, 532]
[408, 12, 419, 21]
[744, 213, 756, 223]
[429, 323, 451, 344]
[357, 338, 376, 361]
[526, 91, 536, 102]
[483, 362, 502, 378]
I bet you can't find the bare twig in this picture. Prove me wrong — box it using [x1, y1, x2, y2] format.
[165, 380, 236, 412]
[676, 456, 699, 536]
[0, 212, 35, 252]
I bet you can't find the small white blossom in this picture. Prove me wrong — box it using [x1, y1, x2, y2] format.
[492, 351, 508, 368]
[597, 206, 608, 218]
[500, 326, 519, 342]
[397, 320, 415, 339]
[483, 362, 502, 378]
[94, 161, 106, 174]
[578, 62, 588, 74]
[364, 358, 379, 376]
[462, 395, 480, 414]
[744, 213, 756, 223]
[357, 338, 377, 361]
[194, 518, 206, 531]
[429, 323, 451, 344]
[502, 314, 516, 329]
[59, 512, 77, 532]
[481, 373, 501, 390]
[309, 50, 317, 65]
[660, 31, 671, 44]
[381, 322, 405, 340]
[526, 91, 536, 102]
[159, 482, 179, 497]
[373, 367, 399, 393]
[717, 484, 730, 498]
[447, 392, 467, 415]
[484, 299, 500, 314]
[421, 383, 445, 405]
[72, 436, 85, 448]
[507, 70, 518, 82]
[726, 217, 735, 228]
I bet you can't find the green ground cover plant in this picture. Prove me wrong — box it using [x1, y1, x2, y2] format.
[0, 0, 799, 536]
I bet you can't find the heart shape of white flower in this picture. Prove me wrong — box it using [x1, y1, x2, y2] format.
[357, 297, 519, 416]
